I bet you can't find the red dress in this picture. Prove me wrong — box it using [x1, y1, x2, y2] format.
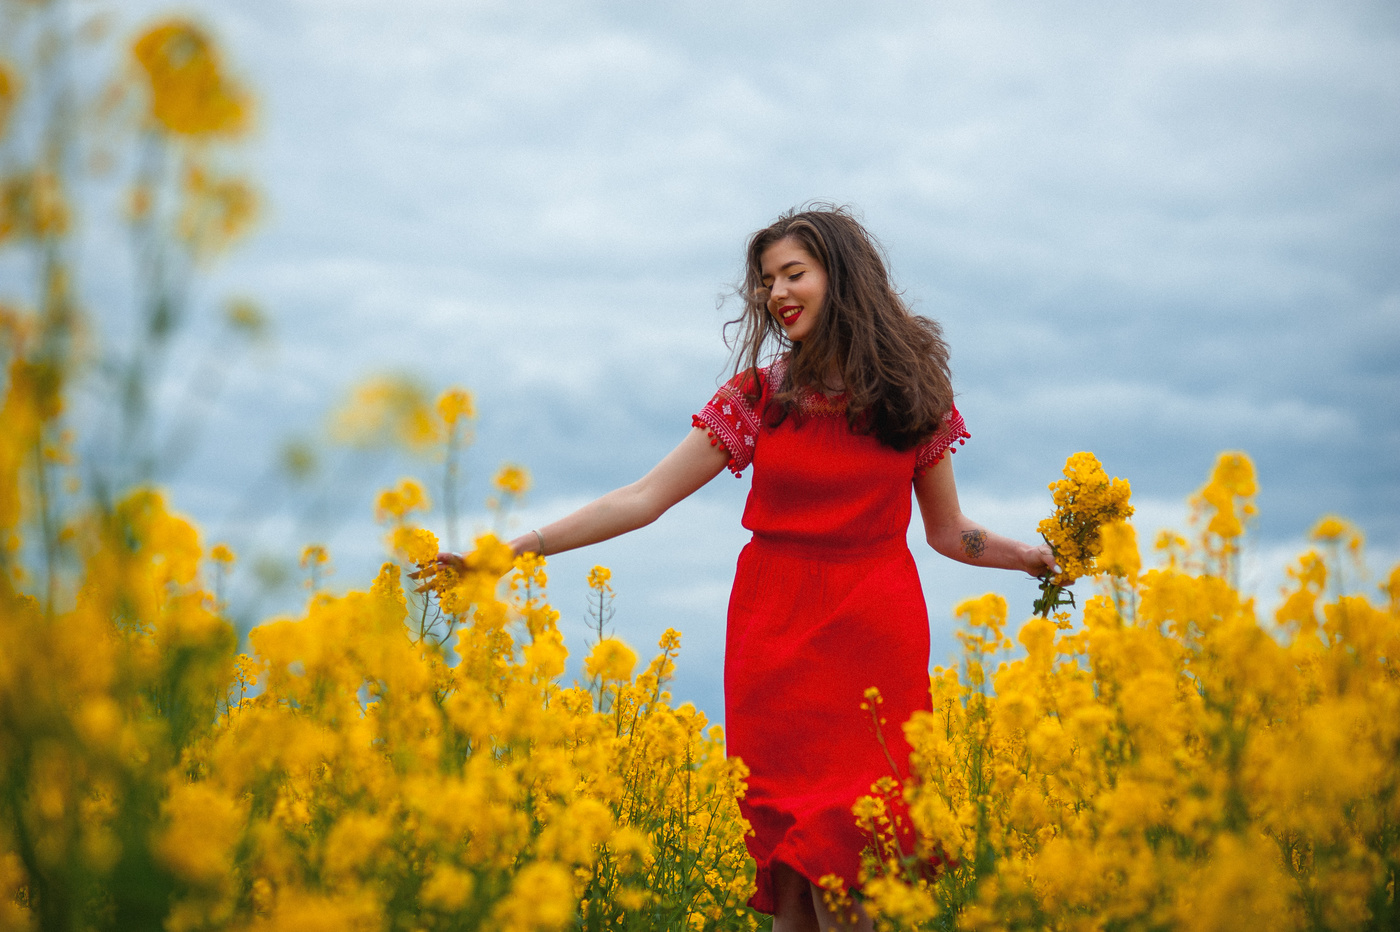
[692, 360, 969, 914]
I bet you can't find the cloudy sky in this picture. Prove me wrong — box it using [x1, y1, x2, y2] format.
[61, 0, 1400, 718]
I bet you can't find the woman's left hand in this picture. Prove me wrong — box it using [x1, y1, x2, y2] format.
[1025, 542, 1059, 579]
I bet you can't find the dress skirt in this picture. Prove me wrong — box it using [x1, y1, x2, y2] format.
[724, 534, 932, 914]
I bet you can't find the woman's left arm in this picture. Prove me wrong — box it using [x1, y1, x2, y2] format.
[915, 455, 1056, 576]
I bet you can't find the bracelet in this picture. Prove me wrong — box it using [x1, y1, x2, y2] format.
[532, 529, 545, 555]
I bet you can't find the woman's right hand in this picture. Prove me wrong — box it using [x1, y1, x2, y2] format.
[432, 551, 468, 571]
[408, 551, 474, 592]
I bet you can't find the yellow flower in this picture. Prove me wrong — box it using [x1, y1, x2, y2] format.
[1, 171, 71, 240]
[177, 165, 257, 257]
[421, 863, 475, 911]
[1383, 564, 1400, 611]
[375, 478, 429, 523]
[492, 861, 575, 931]
[1097, 519, 1140, 579]
[131, 20, 250, 137]
[76, 697, 121, 748]
[330, 376, 440, 450]
[587, 565, 612, 591]
[437, 387, 476, 427]
[1037, 451, 1134, 581]
[585, 638, 637, 683]
[322, 813, 391, 880]
[224, 298, 268, 339]
[156, 782, 245, 886]
[494, 464, 530, 496]
[1311, 514, 1362, 552]
[1193, 451, 1257, 542]
[0, 63, 16, 139]
[391, 525, 439, 565]
[955, 592, 1008, 642]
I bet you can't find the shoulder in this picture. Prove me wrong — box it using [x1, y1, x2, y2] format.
[912, 404, 971, 478]
[692, 364, 777, 477]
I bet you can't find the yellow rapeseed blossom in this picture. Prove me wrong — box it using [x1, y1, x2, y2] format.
[224, 297, 268, 339]
[390, 525, 438, 565]
[494, 463, 530, 496]
[1193, 450, 1257, 539]
[299, 543, 328, 570]
[437, 387, 476, 426]
[331, 376, 441, 451]
[157, 782, 245, 886]
[421, 863, 475, 911]
[1, 170, 72, 240]
[0, 63, 16, 138]
[127, 182, 153, 221]
[375, 478, 429, 523]
[1311, 514, 1364, 556]
[131, 20, 250, 137]
[178, 165, 258, 258]
[299, 543, 331, 590]
[1037, 451, 1135, 581]
[585, 637, 638, 683]
[1097, 519, 1139, 579]
[492, 861, 575, 931]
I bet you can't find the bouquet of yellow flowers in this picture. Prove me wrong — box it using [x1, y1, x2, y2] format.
[1033, 452, 1134, 616]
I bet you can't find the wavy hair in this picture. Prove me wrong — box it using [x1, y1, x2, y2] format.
[724, 204, 953, 451]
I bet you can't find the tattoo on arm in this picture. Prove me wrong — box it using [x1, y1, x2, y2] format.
[961, 529, 987, 559]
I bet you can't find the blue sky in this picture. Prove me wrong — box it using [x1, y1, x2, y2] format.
[61, 0, 1400, 718]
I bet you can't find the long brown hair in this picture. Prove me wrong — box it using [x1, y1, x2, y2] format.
[725, 204, 954, 451]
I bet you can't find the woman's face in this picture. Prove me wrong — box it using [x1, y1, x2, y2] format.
[759, 236, 828, 344]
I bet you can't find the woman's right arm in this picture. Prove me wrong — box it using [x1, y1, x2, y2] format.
[428, 426, 728, 569]
[509, 426, 729, 556]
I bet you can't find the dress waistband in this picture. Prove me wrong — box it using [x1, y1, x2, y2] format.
[745, 533, 910, 563]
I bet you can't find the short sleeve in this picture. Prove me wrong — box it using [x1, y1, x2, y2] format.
[692, 369, 765, 477]
[913, 404, 970, 479]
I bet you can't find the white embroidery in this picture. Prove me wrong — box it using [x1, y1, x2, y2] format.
[694, 369, 765, 475]
[914, 408, 971, 477]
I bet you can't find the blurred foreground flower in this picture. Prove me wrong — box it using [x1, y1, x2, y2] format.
[331, 375, 440, 451]
[132, 19, 250, 137]
[494, 463, 530, 496]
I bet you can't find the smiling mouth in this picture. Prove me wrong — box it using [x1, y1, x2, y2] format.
[779, 306, 802, 326]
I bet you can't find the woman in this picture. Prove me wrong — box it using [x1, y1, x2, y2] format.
[442, 206, 1054, 932]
